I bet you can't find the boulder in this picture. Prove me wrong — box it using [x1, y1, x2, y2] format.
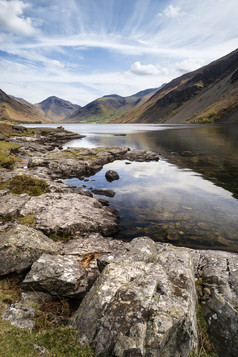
[105, 170, 120, 182]
[23, 254, 88, 297]
[0, 225, 58, 276]
[71, 237, 198, 357]
[19, 192, 119, 236]
[193, 249, 238, 357]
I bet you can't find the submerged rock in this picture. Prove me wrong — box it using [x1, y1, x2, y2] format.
[0, 225, 58, 276]
[23, 254, 88, 297]
[92, 188, 116, 197]
[71, 237, 198, 357]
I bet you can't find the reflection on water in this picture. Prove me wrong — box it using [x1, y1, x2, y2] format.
[65, 159, 238, 252]
[25, 123, 238, 252]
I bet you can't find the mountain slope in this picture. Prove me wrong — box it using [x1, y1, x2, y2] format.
[0, 89, 51, 124]
[113, 48, 238, 124]
[36, 96, 80, 122]
[62, 88, 158, 123]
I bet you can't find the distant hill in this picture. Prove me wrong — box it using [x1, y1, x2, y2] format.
[112, 48, 238, 124]
[0, 89, 51, 124]
[36, 96, 81, 122]
[62, 88, 159, 123]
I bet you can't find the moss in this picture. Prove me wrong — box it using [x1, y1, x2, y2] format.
[48, 231, 71, 242]
[18, 215, 36, 227]
[7, 175, 50, 196]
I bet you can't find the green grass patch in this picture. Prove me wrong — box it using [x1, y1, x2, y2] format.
[190, 305, 219, 357]
[0, 320, 94, 357]
[0, 141, 21, 169]
[7, 175, 50, 196]
[0, 280, 94, 356]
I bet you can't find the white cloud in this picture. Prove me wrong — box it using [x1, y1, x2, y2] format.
[176, 58, 205, 73]
[130, 61, 160, 76]
[0, 0, 36, 35]
[162, 4, 184, 18]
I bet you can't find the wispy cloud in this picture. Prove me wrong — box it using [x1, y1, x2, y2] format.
[0, 0, 237, 105]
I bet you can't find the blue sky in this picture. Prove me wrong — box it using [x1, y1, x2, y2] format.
[0, 0, 238, 106]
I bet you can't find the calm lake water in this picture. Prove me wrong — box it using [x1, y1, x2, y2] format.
[26, 124, 238, 252]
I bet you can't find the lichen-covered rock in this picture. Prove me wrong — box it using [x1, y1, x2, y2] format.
[23, 254, 88, 297]
[2, 303, 36, 331]
[20, 192, 119, 236]
[71, 237, 198, 357]
[0, 193, 30, 218]
[0, 225, 58, 276]
[193, 249, 238, 357]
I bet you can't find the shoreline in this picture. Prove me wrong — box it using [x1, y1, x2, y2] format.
[0, 124, 237, 356]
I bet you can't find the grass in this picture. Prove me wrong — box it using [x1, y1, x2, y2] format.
[190, 305, 219, 357]
[0, 280, 94, 357]
[0, 141, 21, 169]
[6, 174, 50, 196]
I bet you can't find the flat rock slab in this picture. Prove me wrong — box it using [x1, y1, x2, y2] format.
[20, 192, 119, 236]
[71, 237, 198, 357]
[0, 193, 30, 218]
[23, 254, 88, 297]
[0, 225, 58, 276]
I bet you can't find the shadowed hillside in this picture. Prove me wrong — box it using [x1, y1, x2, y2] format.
[113, 49, 238, 124]
[36, 96, 80, 122]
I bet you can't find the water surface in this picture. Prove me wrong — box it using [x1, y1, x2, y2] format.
[26, 123, 238, 252]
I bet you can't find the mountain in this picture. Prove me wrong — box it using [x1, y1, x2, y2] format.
[112, 48, 238, 124]
[0, 89, 51, 124]
[62, 88, 158, 123]
[36, 96, 81, 122]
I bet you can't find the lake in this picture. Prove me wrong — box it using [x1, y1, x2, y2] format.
[26, 123, 238, 252]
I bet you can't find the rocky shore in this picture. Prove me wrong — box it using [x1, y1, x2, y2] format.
[0, 125, 237, 356]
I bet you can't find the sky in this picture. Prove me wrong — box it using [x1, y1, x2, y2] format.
[0, 0, 238, 106]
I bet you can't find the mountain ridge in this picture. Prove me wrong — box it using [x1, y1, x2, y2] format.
[112, 48, 238, 124]
[0, 89, 51, 124]
[36, 96, 81, 122]
[62, 88, 159, 123]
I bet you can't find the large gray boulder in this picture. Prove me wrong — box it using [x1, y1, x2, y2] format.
[71, 237, 198, 357]
[0, 225, 58, 276]
[193, 249, 238, 357]
[20, 192, 119, 236]
[23, 254, 88, 297]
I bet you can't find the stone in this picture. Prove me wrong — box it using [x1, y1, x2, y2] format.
[0, 225, 59, 276]
[124, 150, 160, 162]
[105, 170, 120, 182]
[0, 193, 30, 218]
[92, 188, 115, 197]
[2, 303, 36, 331]
[23, 254, 88, 297]
[71, 237, 198, 357]
[20, 192, 119, 236]
[193, 249, 238, 357]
